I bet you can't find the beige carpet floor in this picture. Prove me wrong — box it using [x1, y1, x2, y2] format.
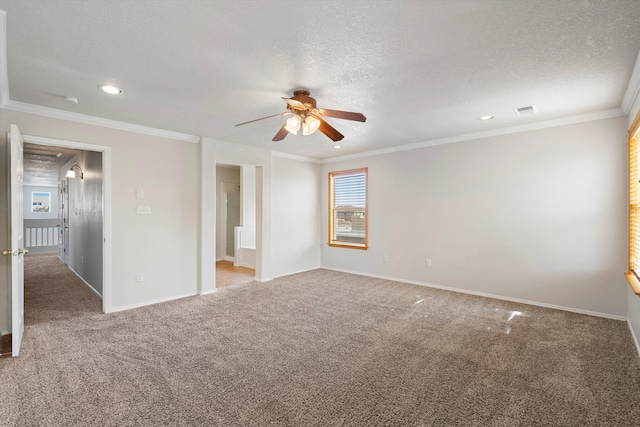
[1, 254, 640, 426]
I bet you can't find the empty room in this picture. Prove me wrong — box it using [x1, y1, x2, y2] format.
[1, 1, 640, 425]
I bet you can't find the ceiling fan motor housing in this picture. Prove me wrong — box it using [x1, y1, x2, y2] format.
[291, 90, 317, 110]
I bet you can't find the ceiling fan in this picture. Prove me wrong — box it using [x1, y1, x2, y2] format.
[235, 90, 366, 142]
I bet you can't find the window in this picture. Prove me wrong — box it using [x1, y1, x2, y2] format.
[626, 111, 640, 295]
[329, 168, 368, 249]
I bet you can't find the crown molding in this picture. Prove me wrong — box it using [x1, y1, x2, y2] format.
[322, 108, 625, 164]
[1, 100, 201, 143]
[0, 10, 9, 105]
[271, 150, 321, 164]
[622, 50, 640, 114]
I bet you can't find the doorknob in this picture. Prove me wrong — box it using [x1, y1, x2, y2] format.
[1, 249, 29, 256]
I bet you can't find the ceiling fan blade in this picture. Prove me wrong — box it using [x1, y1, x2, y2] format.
[235, 112, 290, 127]
[318, 108, 366, 122]
[282, 97, 305, 109]
[317, 117, 344, 141]
[272, 124, 289, 141]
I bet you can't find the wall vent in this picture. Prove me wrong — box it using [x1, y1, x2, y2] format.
[514, 104, 538, 116]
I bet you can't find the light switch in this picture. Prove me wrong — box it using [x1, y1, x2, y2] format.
[136, 206, 151, 215]
[136, 189, 144, 199]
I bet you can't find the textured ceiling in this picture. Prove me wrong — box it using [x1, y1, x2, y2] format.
[2, 0, 640, 159]
[23, 143, 79, 186]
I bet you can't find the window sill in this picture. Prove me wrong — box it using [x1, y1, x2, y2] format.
[624, 273, 640, 296]
[328, 242, 368, 250]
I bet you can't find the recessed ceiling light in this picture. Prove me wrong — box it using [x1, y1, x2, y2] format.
[99, 85, 123, 95]
[334, 145, 342, 149]
[477, 115, 494, 121]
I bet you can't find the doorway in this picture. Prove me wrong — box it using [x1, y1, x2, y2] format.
[215, 164, 256, 288]
[21, 134, 112, 313]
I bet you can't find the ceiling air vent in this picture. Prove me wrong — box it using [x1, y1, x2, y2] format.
[514, 104, 538, 117]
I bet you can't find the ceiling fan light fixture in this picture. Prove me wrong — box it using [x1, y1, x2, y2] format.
[284, 115, 302, 135]
[302, 115, 321, 136]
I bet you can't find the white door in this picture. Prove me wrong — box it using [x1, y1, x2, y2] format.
[5, 124, 26, 357]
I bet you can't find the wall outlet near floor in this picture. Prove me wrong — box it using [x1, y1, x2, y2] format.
[425, 259, 432, 268]
[383, 254, 389, 262]
[136, 273, 144, 282]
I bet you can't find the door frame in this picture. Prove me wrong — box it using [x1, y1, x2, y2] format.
[22, 134, 113, 313]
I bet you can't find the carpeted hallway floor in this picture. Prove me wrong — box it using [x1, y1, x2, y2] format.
[1, 254, 640, 426]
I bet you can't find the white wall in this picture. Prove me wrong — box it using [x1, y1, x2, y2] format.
[241, 165, 256, 233]
[271, 155, 321, 277]
[63, 151, 103, 295]
[322, 117, 628, 318]
[628, 93, 640, 353]
[0, 110, 199, 312]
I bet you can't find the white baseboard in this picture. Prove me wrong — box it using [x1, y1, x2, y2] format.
[323, 267, 626, 321]
[200, 288, 218, 296]
[110, 291, 197, 313]
[235, 262, 255, 269]
[68, 266, 102, 299]
[627, 320, 640, 358]
[273, 266, 321, 279]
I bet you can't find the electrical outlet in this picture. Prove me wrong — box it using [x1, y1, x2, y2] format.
[383, 254, 389, 262]
[426, 259, 432, 268]
[136, 273, 144, 282]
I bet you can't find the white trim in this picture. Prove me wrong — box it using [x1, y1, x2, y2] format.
[273, 266, 321, 279]
[23, 184, 58, 188]
[200, 288, 218, 296]
[235, 261, 255, 269]
[2, 100, 200, 144]
[0, 11, 8, 105]
[21, 133, 113, 314]
[323, 267, 627, 321]
[622, 50, 640, 114]
[68, 266, 102, 299]
[271, 150, 321, 164]
[321, 108, 625, 163]
[627, 320, 640, 359]
[110, 291, 197, 313]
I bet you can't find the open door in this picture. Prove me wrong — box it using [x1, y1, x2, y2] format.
[2, 124, 26, 356]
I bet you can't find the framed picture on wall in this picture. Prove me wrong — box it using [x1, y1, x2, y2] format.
[31, 191, 51, 213]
